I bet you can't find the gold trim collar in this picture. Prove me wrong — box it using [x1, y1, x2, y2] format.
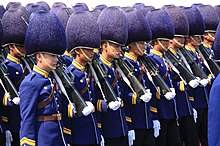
[7, 54, 20, 64]
[72, 60, 85, 71]
[124, 52, 137, 62]
[33, 65, 49, 78]
[150, 49, 163, 58]
[100, 55, 112, 67]
[185, 45, 196, 53]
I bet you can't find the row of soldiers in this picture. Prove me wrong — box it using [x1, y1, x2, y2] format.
[0, 1, 220, 146]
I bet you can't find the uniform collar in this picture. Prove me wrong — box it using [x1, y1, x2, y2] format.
[72, 59, 85, 72]
[124, 52, 137, 62]
[150, 49, 163, 58]
[7, 54, 20, 64]
[93, 48, 99, 54]
[64, 50, 72, 57]
[100, 55, 112, 67]
[185, 45, 196, 53]
[168, 47, 177, 56]
[33, 65, 49, 78]
[202, 42, 212, 49]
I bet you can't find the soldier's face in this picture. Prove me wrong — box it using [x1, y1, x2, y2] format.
[37, 53, 58, 72]
[108, 42, 122, 58]
[133, 41, 146, 56]
[80, 48, 94, 62]
[204, 32, 215, 42]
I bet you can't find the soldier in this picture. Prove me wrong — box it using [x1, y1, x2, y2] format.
[0, 5, 29, 146]
[65, 11, 104, 146]
[183, 7, 209, 146]
[96, 7, 129, 146]
[56, 8, 73, 67]
[146, 9, 182, 146]
[209, 16, 220, 146]
[19, 11, 67, 146]
[122, 8, 159, 146]
[164, 6, 200, 146]
[197, 5, 220, 91]
[0, 18, 6, 146]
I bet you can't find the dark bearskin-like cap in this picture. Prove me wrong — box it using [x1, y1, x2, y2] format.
[0, 5, 6, 19]
[124, 9, 152, 45]
[66, 11, 101, 53]
[165, 6, 189, 36]
[133, 3, 145, 9]
[2, 7, 29, 46]
[36, 1, 51, 11]
[146, 9, 175, 40]
[183, 7, 205, 36]
[94, 4, 107, 11]
[56, 8, 73, 29]
[25, 11, 66, 55]
[97, 7, 128, 46]
[213, 23, 220, 59]
[197, 5, 219, 32]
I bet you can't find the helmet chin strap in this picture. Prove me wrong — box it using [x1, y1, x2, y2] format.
[107, 42, 120, 58]
[40, 53, 56, 70]
[207, 33, 215, 41]
[135, 42, 145, 55]
[80, 48, 93, 62]
[190, 36, 202, 46]
[13, 45, 25, 57]
[173, 38, 184, 48]
[157, 39, 168, 51]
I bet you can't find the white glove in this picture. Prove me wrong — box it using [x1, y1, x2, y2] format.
[100, 135, 105, 146]
[140, 89, 152, 103]
[108, 101, 120, 111]
[153, 120, 161, 138]
[170, 88, 176, 97]
[199, 79, 208, 87]
[164, 91, 175, 100]
[12, 97, 20, 105]
[128, 130, 135, 146]
[193, 108, 198, 123]
[5, 130, 13, 146]
[82, 101, 94, 116]
[188, 79, 200, 88]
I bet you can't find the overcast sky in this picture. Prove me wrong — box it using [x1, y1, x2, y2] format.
[1, 0, 219, 9]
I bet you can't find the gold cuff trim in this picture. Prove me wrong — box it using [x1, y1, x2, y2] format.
[20, 137, 36, 146]
[126, 116, 132, 122]
[150, 106, 158, 113]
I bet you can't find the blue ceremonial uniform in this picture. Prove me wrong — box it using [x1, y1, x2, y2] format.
[184, 46, 209, 109]
[62, 51, 73, 67]
[208, 74, 220, 146]
[122, 52, 153, 130]
[149, 49, 178, 119]
[19, 65, 65, 146]
[96, 55, 128, 139]
[0, 54, 28, 146]
[67, 60, 101, 145]
[167, 49, 193, 117]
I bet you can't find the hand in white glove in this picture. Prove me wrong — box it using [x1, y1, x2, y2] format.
[12, 97, 20, 105]
[100, 135, 105, 146]
[170, 88, 176, 97]
[199, 79, 209, 87]
[153, 120, 161, 138]
[128, 130, 135, 146]
[82, 101, 94, 116]
[188, 79, 200, 88]
[193, 108, 198, 123]
[108, 101, 120, 111]
[140, 89, 152, 103]
[164, 92, 174, 100]
[5, 130, 13, 146]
